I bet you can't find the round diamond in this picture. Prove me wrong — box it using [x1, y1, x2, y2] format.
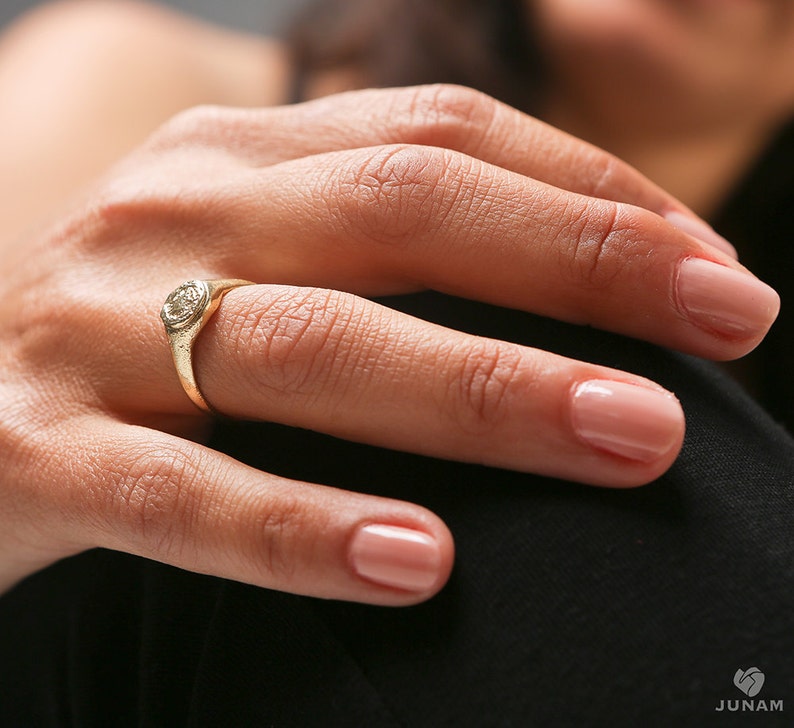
[160, 280, 208, 328]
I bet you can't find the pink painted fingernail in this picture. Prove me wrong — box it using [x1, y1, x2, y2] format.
[571, 380, 684, 462]
[665, 211, 738, 259]
[676, 258, 780, 337]
[350, 524, 441, 592]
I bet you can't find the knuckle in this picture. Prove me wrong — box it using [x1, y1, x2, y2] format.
[229, 287, 354, 398]
[329, 144, 456, 247]
[562, 200, 628, 290]
[66, 190, 175, 253]
[445, 340, 522, 436]
[82, 186, 172, 237]
[146, 105, 281, 165]
[147, 104, 243, 149]
[580, 148, 645, 203]
[65, 169, 231, 254]
[104, 441, 199, 557]
[3, 263, 101, 381]
[397, 84, 498, 149]
[248, 496, 306, 583]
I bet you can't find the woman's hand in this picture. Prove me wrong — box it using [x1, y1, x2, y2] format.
[0, 85, 778, 604]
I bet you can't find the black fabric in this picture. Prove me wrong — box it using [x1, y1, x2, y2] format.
[713, 119, 794, 430]
[2, 297, 794, 727]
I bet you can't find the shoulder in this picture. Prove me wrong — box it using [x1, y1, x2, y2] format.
[0, 0, 291, 109]
[0, 0, 291, 240]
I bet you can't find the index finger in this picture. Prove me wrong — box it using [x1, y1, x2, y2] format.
[169, 85, 733, 255]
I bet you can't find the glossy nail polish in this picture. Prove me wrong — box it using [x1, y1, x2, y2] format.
[350, 524, 441, 592]
[571, 380, 684, 461]
[676, 258, 780, 337]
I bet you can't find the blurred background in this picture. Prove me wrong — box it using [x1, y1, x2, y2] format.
[0, 0, 302, 33]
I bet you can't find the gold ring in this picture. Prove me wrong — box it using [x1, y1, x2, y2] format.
[160, 279, 255, 413]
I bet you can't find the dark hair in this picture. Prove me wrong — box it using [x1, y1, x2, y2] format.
[287, 0, 546, 113]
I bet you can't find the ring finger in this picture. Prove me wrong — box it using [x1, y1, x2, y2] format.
[124, 283, 685, 488]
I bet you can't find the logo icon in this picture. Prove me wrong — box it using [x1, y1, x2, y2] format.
[733, 667, 765, 698]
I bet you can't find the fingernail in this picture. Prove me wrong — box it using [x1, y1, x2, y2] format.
[350, 524, 441, 592]
[571, 380, 683, 462]
[676, 258, 780, 337]
[665, 211, 738, 259]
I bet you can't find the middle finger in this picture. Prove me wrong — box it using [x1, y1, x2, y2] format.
[214, 144, 778, 361]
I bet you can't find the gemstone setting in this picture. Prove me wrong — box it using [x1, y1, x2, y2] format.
[160, 280, 209, 329]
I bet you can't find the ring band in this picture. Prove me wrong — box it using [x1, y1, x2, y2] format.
[160, 279, 255, 413]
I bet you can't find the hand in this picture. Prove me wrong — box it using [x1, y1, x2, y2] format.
[0, 85, 778, 604]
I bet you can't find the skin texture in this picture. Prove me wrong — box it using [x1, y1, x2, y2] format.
[0, 0, 783, 603]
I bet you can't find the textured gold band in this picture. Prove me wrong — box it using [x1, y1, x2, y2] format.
[160, 279, 255, 413]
